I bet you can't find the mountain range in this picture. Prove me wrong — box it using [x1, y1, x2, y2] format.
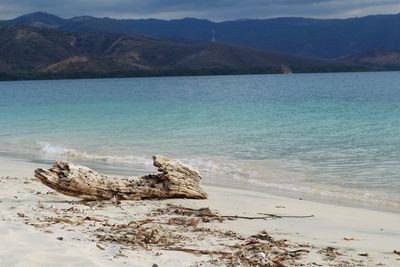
[4, 12, 400, 58]
[0, 12, 400, 80]
[0, 24, 348, 80]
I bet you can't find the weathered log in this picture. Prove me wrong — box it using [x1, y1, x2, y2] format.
[34, 155, 207, 200]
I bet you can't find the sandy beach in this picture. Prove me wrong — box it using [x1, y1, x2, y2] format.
[2, 2, 400, 266]
[0, 155, 399, 266]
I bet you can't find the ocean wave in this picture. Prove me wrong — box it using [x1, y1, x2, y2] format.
[37, 141, 74, 158]
[179, 158, 259, 181]
[35, 141, 259, 179]
[36, 141, 154, 169]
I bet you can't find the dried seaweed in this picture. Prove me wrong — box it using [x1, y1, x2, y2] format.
[87, 205, 312, 266]
[12, 197, 342, 266]
[318, 246, 342, 260]
[159, 204, 224, 222]
[168, 217, 200, 227]
[165, 247, 232, 256]
[96, 222, 186, 249]
[46, 216, 103, 225]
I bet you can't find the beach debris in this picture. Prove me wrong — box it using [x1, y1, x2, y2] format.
[48, 217, 83, 225]
[158, 204, 314, 222]
[34, 155, 207, 200]
[96, 222, 185, 249]
[358, 253, 369, 257]
[318, 246, 342, 260]
[26, 200, 311, 266]
[157, 204, 223, 222]
[10, 193, 336, 267]
[166, 247, 232, 256]
[85, 216, 103, 222]
[46, 215, 103, 225]
[257, 213, 314, 219]
[343, 237, 356, 241]
[394, 249, 400, 256]
[165, 229, 308, 266]
[168, 217, 200, 227]
[96, 243, 106, 250]
[56, 236, 63, 241]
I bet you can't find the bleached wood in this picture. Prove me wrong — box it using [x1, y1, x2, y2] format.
[34, 155, 207, 200]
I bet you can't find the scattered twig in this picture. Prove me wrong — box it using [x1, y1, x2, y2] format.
[287, 249, 310, 254]
[258, 213, 315, 219]
[96, 243, 106, 250]
[165, 247, 232, 256]
[127, 219, 154, 227]
[221, 215, 278, 220]
[166, 204, 314, 222]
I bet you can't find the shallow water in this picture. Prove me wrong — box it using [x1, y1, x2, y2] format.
[1, 73, 399, 212]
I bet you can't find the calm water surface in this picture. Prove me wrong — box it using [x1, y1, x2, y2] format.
[1, 72, 399, 212]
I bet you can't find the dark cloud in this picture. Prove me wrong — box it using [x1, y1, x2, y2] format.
[0, 0, 400, 20]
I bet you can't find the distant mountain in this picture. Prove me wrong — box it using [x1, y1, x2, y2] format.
[3, 12, 400, 59]
[0, 25, 349, 80]
[344, 48, 400, 70]
[3, 12, 66, 29]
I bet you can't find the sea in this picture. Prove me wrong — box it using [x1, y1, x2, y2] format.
[1, 72, 399, 213]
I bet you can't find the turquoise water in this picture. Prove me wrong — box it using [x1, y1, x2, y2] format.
[1, 73, 399, 212]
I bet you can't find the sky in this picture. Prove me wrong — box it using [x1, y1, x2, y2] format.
[0, 0, 400, 21]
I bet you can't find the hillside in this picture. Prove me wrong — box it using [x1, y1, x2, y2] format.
[3, 12, 400, 59]
[0, 25, 350, 80]
[343, 48, 400, 70]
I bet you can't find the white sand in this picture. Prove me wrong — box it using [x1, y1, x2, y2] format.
[0, 155, 399, 266]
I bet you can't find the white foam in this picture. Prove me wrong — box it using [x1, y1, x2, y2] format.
[35, 142, 259, 185]
[180, 158, 252, 178]
[36, 141, 154, 170]
[35, 141, 258, 178]
[37, 141, 75, 159]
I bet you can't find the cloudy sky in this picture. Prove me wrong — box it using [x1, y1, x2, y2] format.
[0, 0, 400, 21]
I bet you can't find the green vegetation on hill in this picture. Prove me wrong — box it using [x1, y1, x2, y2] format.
[0, 25, 359, 80]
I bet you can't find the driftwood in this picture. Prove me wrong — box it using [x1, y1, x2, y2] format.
[34, 155, 207, 200]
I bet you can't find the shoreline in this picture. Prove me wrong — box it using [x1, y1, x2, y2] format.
[1, 70, 399, 83]
[0, 156, 399, 266]
[0, 69, 387, 83]
[1, 152, 399, 215]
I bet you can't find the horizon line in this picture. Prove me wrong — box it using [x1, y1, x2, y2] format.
[2, 10, 400, 23]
